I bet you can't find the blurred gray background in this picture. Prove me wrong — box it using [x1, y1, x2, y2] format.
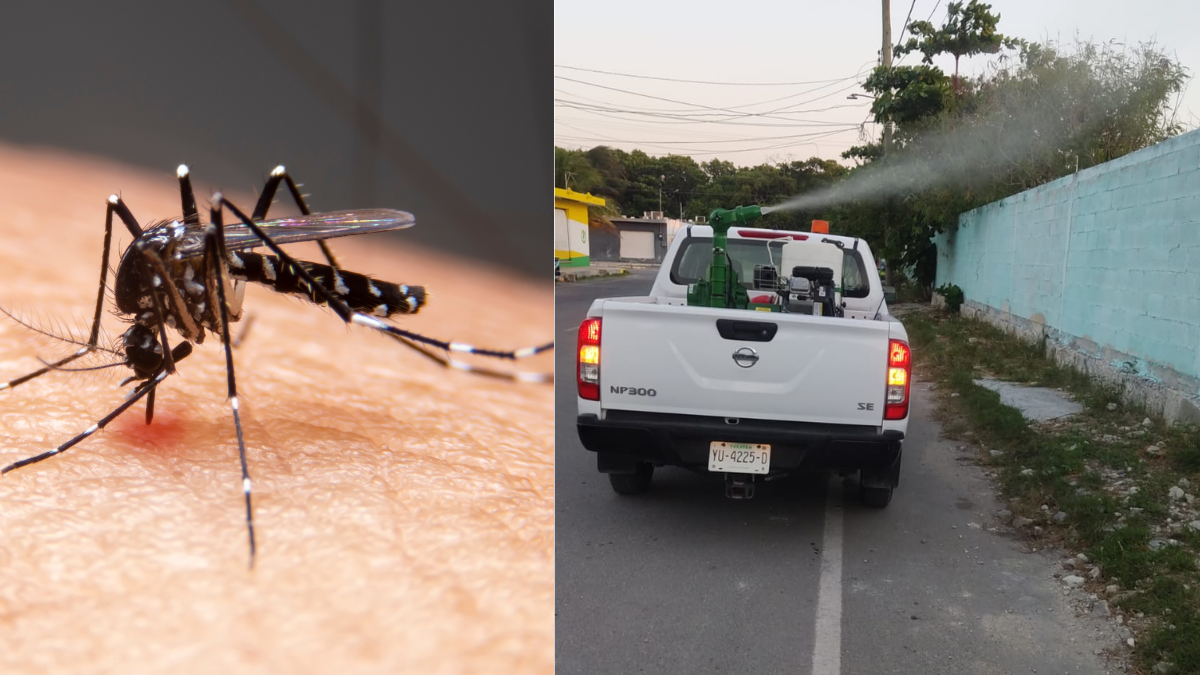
[0, 0, 549, 277]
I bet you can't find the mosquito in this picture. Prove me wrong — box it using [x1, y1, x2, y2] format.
[0, 164, 553, 567]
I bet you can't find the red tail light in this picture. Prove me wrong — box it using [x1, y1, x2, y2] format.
[885, 339, 911, 420]
[578, 318, 602, 400]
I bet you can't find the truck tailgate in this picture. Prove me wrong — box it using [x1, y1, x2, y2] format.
[599, 302, 892, 425]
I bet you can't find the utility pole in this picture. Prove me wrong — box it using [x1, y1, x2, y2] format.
[880, 0, 896, 289]
[881, 0, 893, 154]
[658, 174, 665, 214]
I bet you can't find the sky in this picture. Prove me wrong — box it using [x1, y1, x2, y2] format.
[554, 0, 1200, 167]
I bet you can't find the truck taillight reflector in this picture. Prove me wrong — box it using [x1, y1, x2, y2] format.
[885, 339, 911, 420]
[578, 318, 602, 400]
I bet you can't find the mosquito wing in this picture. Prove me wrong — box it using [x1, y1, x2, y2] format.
[175, 209, 416, 257]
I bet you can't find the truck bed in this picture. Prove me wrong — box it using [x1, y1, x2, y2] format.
[597, 300, 893, 426]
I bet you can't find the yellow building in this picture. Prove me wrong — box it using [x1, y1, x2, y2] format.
[554, 187, 605, 268]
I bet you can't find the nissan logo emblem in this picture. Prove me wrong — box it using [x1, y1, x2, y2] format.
[732, 347, 759, 368]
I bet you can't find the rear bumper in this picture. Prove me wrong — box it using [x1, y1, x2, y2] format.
[578, 410, 903, 473]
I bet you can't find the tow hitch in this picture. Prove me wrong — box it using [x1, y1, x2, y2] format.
[725, 473, 757, 500]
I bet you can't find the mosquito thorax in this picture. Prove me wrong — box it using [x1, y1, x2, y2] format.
[114, 219, 244, 345]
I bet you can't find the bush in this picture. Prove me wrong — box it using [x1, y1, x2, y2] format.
[937, 283, 964, 313]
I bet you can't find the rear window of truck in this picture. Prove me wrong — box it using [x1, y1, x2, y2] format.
[669, 237, 872, 298]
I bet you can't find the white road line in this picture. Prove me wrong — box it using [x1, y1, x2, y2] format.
[811, 477, 844, 675]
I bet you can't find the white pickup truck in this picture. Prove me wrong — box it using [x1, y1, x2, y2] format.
[575, 224, 911, 506]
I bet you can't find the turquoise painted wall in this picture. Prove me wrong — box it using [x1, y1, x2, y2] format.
[934, 128, 1200, 389]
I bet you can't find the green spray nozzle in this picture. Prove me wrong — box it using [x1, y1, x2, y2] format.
[689, 204, 763, 310]
[708, 205, 763, 231]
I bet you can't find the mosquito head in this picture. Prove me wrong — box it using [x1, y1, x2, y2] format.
[121, 324, 192, 380]
[121, 324, 163, 379]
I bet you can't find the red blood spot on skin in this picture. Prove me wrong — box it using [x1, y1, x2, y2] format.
[110, 408, 187, 452]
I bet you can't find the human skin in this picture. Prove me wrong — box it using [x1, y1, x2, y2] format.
[0, 144, 554, 674]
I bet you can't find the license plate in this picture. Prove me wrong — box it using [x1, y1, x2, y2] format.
[708, 442, 771, 475]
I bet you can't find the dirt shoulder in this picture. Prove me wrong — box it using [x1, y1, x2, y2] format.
[896, 303, 1200, 675]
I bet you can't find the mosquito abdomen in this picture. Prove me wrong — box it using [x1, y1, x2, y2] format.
[235, 253, 426, 316]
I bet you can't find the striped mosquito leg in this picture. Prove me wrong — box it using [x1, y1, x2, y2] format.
[208, 198, 257, 568]
[0, 345, 91, 392]
[177, 164, 199, 224]
[1, 371, 168, 474]
[252, 165, 341, 270]
[351, 313, 553, 362]
[0, 195, 141, 393]
[386, 334, 554, 383]
[232, 312, 256, 349]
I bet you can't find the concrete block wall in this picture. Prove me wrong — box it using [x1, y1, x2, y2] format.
[934, 128, 1200, 424]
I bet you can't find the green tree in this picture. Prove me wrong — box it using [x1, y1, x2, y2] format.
[894, 0, 1020, 95]
[836, 38, 1186, 286]
[553, 147, 602, 192]
[658, 154, 708, 219]
[584, 146, 629, 207]
[863, 64, 953, 126]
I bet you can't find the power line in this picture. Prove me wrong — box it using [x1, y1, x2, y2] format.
[554, 60, 876, 116]
[897, 0, 918, 44]
[555, 74, 864, 123]
[555, 100, 864, 126]
[925, 0, 942, 22]
[895, 0, 940, 66]
[553, 78, 870, 126]
[556, 101, 871, 130]
[552, 91, 860, 119]
[554, 64, 861, 87]
[555, 97, 867, 119]
[554, 127, 864, 145]
[555, 114, 862, 145]
[554, 128, 854, 156]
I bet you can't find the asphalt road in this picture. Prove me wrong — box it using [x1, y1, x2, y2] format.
[555, 269, 1125, 675]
